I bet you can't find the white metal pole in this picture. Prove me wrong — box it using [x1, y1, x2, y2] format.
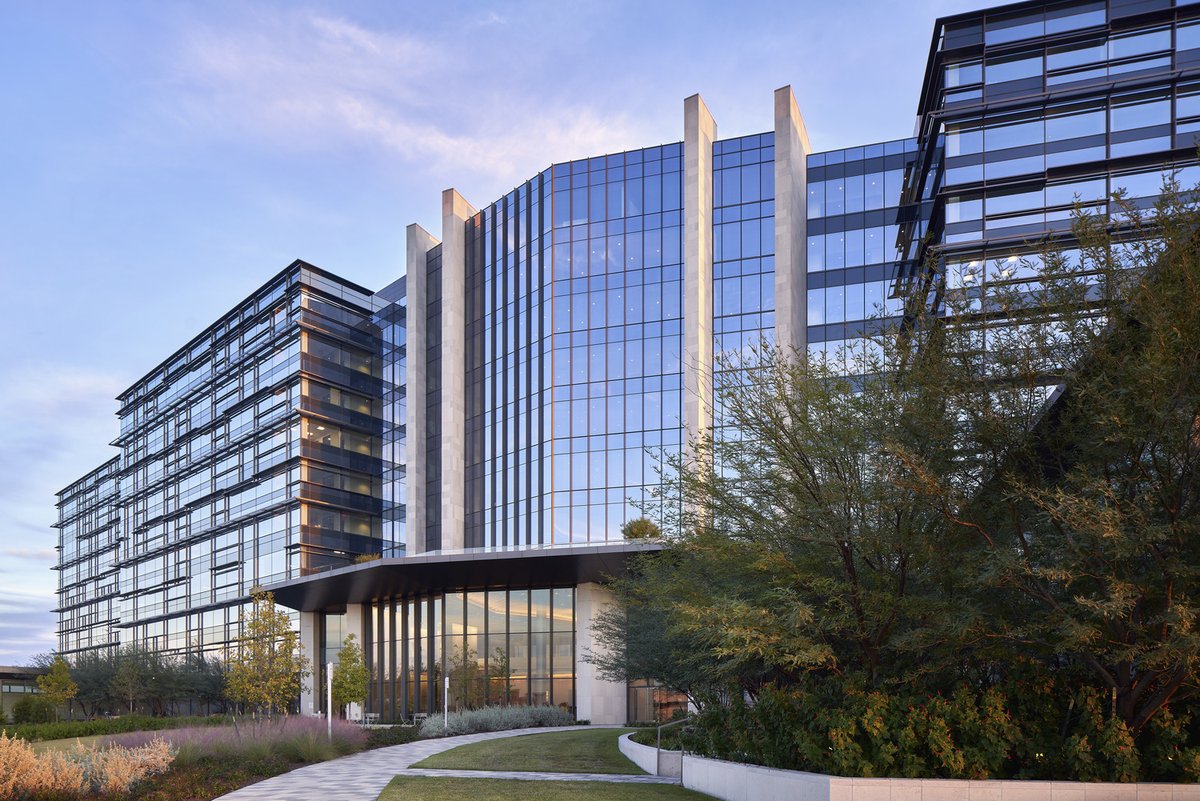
[326, 661, 333, 740]
[444, 673, 449, 725]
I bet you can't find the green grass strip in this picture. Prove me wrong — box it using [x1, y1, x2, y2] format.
[379, 777, 712, 801]
[411, 728, 644, 775]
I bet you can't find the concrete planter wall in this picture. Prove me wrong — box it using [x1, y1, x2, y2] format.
[618, 732, 682, 778]
[621, 739, 1200, 801]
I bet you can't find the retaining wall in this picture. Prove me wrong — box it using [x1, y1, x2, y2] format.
[621, 736, 1200, 801]
[618, 732, 682, 778]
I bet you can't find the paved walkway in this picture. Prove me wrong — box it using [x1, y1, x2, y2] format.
[215, 725, 670, 801]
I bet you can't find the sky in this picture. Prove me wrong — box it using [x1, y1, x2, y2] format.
[0, 0, 982, 664]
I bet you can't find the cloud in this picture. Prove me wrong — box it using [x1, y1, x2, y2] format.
[164, 11, 649, 187]
[0, 368, 122, 427]
[1, 548, 57, 561]
[0, 365, 118, 663]
[0, 591, 57, 662]
[0, 366, 121, 505]
[477, 11, 508, 26]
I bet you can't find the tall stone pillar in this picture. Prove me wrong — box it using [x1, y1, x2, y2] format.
[682, 94, 717, 449]
[404, 223, 439, 554]
[773, 85, 813, 356]
[299, 610, 318, 716]
[439, 189, 476, 552]
[575, 582, 627, 725]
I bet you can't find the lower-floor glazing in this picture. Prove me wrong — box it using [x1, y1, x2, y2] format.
[326, 586, 576, 720]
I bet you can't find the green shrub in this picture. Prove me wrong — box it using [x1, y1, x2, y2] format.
[11, 713, 226, 742]
[366, 725, 420, 748]
[1142, 706, 1200, 783]
[630, 726, 688, 749]
[418, 705, 576, 738]
[11, 696, 55, 724]
[689, 678, 1187, 782]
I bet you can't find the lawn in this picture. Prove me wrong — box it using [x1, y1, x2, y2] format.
[411, 727, 643, 774]
[379, 777, 712, 801]
[29, 732, 112, 752]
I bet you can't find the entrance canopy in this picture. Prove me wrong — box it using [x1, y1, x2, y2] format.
[269, 540, 663, 611]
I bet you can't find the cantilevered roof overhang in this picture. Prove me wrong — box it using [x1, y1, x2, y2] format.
[268, 541, 664, 612]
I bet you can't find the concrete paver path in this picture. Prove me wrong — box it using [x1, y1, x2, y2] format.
[215, 725, 672, 801]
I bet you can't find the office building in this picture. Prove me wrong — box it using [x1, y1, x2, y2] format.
[898, 0, 1200, 318]
[56, 264, 392, 659]
[55, 0, 1197, 724]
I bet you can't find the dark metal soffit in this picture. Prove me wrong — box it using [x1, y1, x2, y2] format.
[266, 540, 665, 612]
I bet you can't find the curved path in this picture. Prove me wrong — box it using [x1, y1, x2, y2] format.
[215, 725, 675, 801]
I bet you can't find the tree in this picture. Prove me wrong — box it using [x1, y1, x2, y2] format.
[111, 648, 145, 714]
[225, 590, 310, 718]
[71, 650, 118, 717]
[180, 652, 228, 714]
[36, 655, 77, 721]
[903, 188, 1200, 735]
[591, 184, 1200, 775]
[587, 549, 739, 705]
[10, 696, 54, 724]
[139, 650, 180, 716]
[487, 647, 511, 704]
[623, 332, 976, 695]
[621, 517, 661, 540]
[330, 634, 369, 718]
[446, 643, 486, 711]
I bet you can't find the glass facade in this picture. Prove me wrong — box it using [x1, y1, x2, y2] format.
[806, 140, 916, 372]
[55, 458, 121, 655]
[375, 276, 408, 552]
[359, 586, 575, 720]
[423, 248, 444, 551]
[459, 144, 684, 549]
[902, 0, 1200, 324]
[712, 132, 777, 360]
[56, 264, 395, 659]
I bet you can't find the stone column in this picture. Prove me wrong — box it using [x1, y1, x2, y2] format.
[574, 582, 628, 725]
[299, 610, 318, 716]
[682, 94, 717, 450]
[440, 189, 476, 553]
[404, 223, 439, 554]
[346, 603, 365, 644]
[773, 85, 813, 356]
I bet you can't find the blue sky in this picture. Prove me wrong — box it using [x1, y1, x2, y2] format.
[0, 0, 980, 664]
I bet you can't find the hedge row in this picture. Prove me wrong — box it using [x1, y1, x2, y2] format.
[6, 714, 229, 743]
[687, 680, 1200, 783]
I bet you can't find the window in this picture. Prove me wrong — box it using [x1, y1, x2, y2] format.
[1046, 106, 1105, 141]
[1109, 28, 1170, 61]
[1179, 22, 1200, 52]
[1047, 40, 1106, 71]
[984, 117, 1044, 151]
[986, 13, 1043, 45]
[946, 195, 983, 223]
[1110, 93, 1170, 131]
[986, 54, 1042, 84]
[946, 121, 983, 156]
[987, 186, 1045, 217]
[945, 60, 982, 88]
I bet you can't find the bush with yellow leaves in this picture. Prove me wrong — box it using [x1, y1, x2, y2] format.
[0, 730, 174, 800]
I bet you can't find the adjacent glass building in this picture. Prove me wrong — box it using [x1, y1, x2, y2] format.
[55, 0, 1198, 723]
[55, 457, 121, 655]
[56, 263, 393, 661]
[899, 0, 1200, 324]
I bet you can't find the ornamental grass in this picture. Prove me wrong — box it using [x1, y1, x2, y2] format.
[0, 730, 174, 800]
